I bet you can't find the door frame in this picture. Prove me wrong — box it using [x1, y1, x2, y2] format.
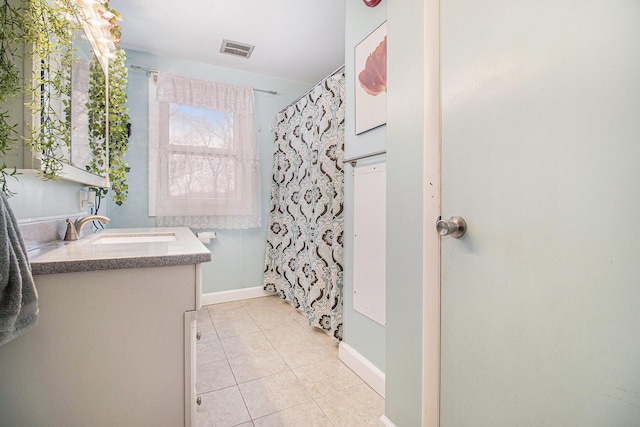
[422, 0, 441, 426]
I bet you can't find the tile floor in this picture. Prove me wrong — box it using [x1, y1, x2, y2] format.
[196, 296, 385, 426]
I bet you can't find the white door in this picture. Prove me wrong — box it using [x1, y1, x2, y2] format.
[440, 1, 640, 426]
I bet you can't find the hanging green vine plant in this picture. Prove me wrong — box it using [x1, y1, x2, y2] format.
[0, 0, 24, 195]
[23, 0, 81, 180]
[0, 0, 126, 197]
[87, 46, 130, 206]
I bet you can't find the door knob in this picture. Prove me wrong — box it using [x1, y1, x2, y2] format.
[436, 216, 467, 238]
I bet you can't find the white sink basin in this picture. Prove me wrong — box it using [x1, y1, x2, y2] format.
[92, 232, 177, 244]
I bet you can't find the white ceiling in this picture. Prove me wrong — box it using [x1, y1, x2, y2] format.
[109, 0, 346, 85]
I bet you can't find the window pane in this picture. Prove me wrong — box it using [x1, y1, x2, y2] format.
[169, 103, 233, 149]
[167, 153, 237, 198]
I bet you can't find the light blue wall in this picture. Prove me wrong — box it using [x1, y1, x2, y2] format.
[386, 1, 426, 424]
[345, 4, 425, 423]
[343, 3, 387, 373]
[105, 50, 311, 294]
[6, 171, 85, 220]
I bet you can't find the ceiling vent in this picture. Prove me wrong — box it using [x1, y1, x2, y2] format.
[220, 39, 255, 59]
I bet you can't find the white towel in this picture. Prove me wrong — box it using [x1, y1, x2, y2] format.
[0, 192, 38, 346]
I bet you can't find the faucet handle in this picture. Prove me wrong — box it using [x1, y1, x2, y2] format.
[64, 218, 78, 241]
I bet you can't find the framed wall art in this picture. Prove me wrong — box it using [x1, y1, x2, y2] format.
[355, 21, 387, 135]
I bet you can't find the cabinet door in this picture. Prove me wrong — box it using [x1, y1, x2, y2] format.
[184, 310, 198, 427]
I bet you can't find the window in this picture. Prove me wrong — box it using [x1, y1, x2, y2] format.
[149, 72, 260, 229]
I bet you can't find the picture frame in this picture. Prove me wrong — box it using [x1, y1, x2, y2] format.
[355, 21, 387, 135]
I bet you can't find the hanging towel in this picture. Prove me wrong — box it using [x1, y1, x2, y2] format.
[0, 193, 38, 346]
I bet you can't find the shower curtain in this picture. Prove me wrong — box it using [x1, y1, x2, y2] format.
[263, 69, 345, 340]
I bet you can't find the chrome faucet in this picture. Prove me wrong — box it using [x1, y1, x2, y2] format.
[64, 215, 111, 241]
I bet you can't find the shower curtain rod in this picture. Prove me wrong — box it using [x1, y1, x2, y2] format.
[279, 64, 346, 114]
[128, 65, 278, 95]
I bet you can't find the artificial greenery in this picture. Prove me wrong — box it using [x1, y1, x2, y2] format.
[0, 0, 129, 199]
[23, 0, 81, 180]
[86, 56, 106, 172]
[87, 46, 130, 206]
[0, 0, 23, 195]
[0, 0, 21, 97]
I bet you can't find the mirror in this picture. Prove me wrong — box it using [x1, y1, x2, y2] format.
[44, 0, 116, 187]
[63, 30, 108, 187]
[0, 0, 120, 194]
[70, 35, 94, 171]
[4, 2, 110, 188]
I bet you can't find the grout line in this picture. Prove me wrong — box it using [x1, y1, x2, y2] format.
[235, 380, 253, 422]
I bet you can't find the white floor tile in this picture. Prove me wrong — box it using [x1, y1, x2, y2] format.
[315, 383, 385, 427]
[214, 317, 261, 339]
[292, 358, 364, 398]
[196, 297, 384, 426]
[196, 386, 251, 427]
[251, 311, 301, 332]
[276, 340, 337, 370]
[228, 347, 289, 384]
[197, 308, 212, 326]
[253, 400, 332, 427]
[238, 370, 312, 419]
[197, 336, 227, 366]
[220, 331, 274, 359]
[208, 301, 251, 323]
[262, 323, 318, 349]
[196, 359, 236, 394]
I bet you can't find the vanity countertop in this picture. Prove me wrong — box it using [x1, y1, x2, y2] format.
[28, 227, 212, 275]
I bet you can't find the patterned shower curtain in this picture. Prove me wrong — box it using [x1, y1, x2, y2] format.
[263, 69, 345, 341]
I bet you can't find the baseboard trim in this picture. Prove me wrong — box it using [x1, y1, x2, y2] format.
[201, 287, 275, 305]
[338, 341, 385, 398]
[380, 415, 396, 427]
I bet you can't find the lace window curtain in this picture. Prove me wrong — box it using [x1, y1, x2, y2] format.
[149, 72, 260, 229]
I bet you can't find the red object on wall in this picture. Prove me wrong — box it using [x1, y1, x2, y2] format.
[363, 0, 382, 7]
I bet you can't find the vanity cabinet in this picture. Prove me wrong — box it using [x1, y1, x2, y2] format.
[0, 258, 204, 426]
